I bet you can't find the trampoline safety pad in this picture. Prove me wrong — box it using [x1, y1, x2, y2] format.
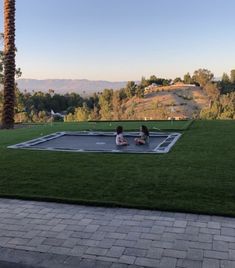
[8, 131, 182, 154]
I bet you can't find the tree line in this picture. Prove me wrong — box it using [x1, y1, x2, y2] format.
[0, 79, 152, 122]
[1, 70, 235, 122]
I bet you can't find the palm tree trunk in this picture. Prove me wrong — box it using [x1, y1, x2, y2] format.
[1, 0, 16, 129]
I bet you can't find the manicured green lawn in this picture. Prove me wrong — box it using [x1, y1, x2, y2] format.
[0, 120, 235, 216]
[20, 119, 192, 132]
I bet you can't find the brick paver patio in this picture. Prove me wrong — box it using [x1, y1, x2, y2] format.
[0, 198, 235, 268]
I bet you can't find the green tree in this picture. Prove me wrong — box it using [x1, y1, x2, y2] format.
[75, 103, 90, 121]
[140, 76, 150, 88]
[219, 92, 235, 119]
[98, 89, 113, 120]
[192, 69, 214, 87]
[119, 88, 127, 100]
[163, 79, 170, 86]
[173, 77, 182, 83]
[2, 0, 16, 128]
[199, 92, 235, 119]
[219, 72, 234, 94]
[90, 105, 100, 120]
[183, 72, 192, 84]
[112, 90, 122, 120]
[222, 72, 230, 84]
[64, 113, 75, 122]
[200, 101, 220, 119]
[230, 69, 235, 84]
[149, 75, 158, 84]
[14, 111, 28, 123]
[136, 85, 145, 98]
[204, 82, 220, 100]
[125, 81, 137, 98]
[147, 76, 170, 86]
[15, 87, 25, 114]
[38, 110, 47, 122]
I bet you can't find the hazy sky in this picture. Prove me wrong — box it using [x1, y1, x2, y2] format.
[0, 0, 235, 81]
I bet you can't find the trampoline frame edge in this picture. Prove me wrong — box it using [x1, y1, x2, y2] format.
[7, 131, 182, 154]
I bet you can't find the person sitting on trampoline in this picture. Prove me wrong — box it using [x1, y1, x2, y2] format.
[135, 125, 149, 145]
[116, 126, 128, 146]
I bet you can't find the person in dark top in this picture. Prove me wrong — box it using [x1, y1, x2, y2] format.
[135, 125, 149, 145]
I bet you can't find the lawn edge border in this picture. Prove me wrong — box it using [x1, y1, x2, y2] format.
[0, 193, 234, 218]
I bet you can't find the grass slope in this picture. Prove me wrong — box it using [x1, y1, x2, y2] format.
[19, 119, 192, 132]
[0, 120, 235, 216]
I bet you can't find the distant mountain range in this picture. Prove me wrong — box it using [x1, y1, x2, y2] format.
[16, 79, 128, 95]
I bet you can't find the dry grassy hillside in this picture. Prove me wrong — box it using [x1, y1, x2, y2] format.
[122, 85, 210, 120]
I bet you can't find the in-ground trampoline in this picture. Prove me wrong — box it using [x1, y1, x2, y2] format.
[8, 131, 181, 154]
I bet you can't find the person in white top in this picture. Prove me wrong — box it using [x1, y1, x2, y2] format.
[116, 126, 128, 146]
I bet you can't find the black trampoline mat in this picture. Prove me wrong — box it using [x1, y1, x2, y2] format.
[8, 131, 181, 154]
[32, 134, 167, 152]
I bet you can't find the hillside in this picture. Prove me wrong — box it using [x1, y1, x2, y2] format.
[16, 79, 128, 96]
[123, 85, 210, 119]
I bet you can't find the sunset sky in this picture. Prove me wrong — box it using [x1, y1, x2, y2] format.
[1, 0, 235, 81]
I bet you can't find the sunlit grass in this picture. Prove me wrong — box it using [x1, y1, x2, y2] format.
[1, 120, 235, 216]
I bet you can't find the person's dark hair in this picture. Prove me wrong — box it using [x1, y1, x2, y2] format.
[116, 125, 123, 135]
[141, 125, 149, 136]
